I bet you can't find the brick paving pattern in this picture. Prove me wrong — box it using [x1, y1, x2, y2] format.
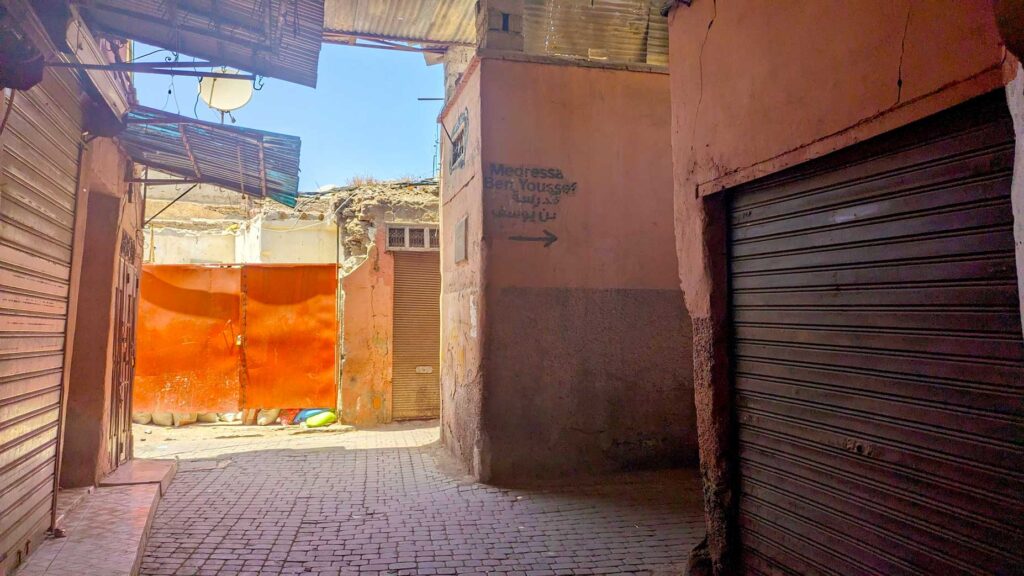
[139, 422, 705, 576]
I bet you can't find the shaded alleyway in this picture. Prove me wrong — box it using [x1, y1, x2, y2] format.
[137, 422, 704, 575]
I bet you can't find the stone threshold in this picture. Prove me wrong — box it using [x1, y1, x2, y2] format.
[15, 459, 176, 576]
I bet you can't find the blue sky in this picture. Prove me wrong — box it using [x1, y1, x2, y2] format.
[132, 43, 444, 192]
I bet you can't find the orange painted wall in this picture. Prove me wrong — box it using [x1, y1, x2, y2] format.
[134, 265, 243, 413]
[439, 59, 487, 476]
[242, 265, 337, 409]
[340, 230, 394, 425]
[135, 264, 337, 412]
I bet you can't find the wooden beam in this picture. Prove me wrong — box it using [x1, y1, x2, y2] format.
[179, 124, 202, 180]
[257, 134, 268, 199]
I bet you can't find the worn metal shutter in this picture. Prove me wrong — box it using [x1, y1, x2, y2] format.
[729, 92, 1023, 575]
[391, 251, 441, 420]
[0, 69, 82, 569]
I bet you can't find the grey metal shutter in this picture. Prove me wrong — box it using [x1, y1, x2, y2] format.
[0, 68, 82, 569]
[728, 92, 1023, 575]
[391, 251, 441, 420]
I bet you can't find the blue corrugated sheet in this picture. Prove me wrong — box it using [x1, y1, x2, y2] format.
[122, 106, 301, 207]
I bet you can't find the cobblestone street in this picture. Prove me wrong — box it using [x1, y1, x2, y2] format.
[136, 422, 705, 576]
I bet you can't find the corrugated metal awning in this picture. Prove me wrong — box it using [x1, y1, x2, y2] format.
[523, 0, 668, 66]
[78, 0, 324, 87]
[121, 106, 301, 207]
[323, 0, 476, 45]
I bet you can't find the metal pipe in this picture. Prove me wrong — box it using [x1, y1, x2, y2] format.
[143, 183, 199, 226]
[46, 60, 217, 70]
[128, 179, 203, 185]
[45, 62, 255, 80]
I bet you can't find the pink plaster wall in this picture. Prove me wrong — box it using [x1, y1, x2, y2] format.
[665, 0, 1014, 570]
[479, 58, 695, 481]
[440, 56, 696, 481]
[340, 228, 394, 425]
[439, 59, 488, 477]
[61, 136, 141, 488]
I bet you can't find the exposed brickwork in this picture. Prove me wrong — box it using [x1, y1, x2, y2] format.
[138, 423, 704, 575]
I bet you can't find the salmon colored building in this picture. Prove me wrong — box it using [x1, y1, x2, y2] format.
[438, 53, 698, 481]
[660, 0, 1024, 573]
[337, 186, 441, 425]
[435, 1, 1024, 573]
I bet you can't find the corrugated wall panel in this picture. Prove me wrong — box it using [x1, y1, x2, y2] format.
[391, 251, 441, 420]
[0, 67, 82, 570]
[728, 92, 1023, 575]
[324, 0, 477, 45]
[523, 0, 667, 65]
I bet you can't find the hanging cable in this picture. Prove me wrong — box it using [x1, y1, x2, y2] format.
[144, 184, 199, 226]
[0, 90, 17, 138]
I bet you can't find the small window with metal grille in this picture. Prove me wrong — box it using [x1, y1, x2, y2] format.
[388, 227, 407, 248]
[408, 228, 425, 248]
[386, 225, 439, 252]
[448, 110, 468, 172]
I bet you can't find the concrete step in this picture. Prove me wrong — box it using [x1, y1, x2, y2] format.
[14, 459, 177, 576]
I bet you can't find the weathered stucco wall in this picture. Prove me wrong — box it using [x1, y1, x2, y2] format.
[145, 228, 237, 264]
[62, 137, 141, 488]
[439, 59, 488, 478]
[254, 216, 338, 264]
[665, 1, 1013, 571]
[340, 228, 394, 425]
[144, 218, 337, 265]
[475, 57, 695, 481]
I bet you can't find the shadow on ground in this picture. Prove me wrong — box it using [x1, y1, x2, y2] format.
[138, 421, 705, 576]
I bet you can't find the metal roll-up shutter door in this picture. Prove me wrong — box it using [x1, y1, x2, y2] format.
[728, 92, 1023, 575]
[391, 251, 441, 420]
[0, 69, 82, 569]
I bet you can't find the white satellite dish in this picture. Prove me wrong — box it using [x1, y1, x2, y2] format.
[198, 67, 253, 113]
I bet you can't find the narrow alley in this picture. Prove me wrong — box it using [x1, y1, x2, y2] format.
[3, 1, 1024, 575]
[136, 422, 705, 576]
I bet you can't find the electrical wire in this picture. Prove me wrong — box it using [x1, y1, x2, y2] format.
[129, 47, 167, 62]
[0, 90, 17, 138]
[170, 77, 181, 114]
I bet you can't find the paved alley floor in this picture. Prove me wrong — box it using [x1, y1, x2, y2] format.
[136, 421, 705, 576]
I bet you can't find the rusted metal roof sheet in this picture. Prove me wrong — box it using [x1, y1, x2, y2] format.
[523, 0, 668, 66]
[121, 106, 301, 207]
[79, 0, 324, 87]
[323, 0, 476, 45]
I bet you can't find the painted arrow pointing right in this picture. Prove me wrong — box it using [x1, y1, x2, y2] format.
[508, 229, 558, 248]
